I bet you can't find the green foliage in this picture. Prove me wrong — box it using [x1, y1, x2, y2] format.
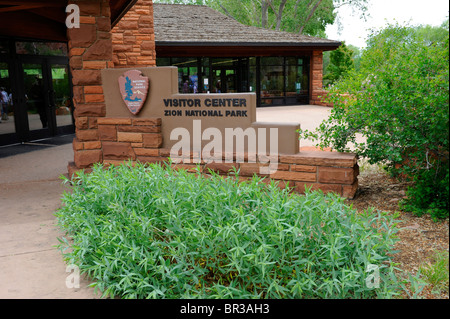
[419, 251, 449, 294]
[56, 162, 403, 299]
[153, 0, 368, 37]
[400, 168, 449, 221]
[300, 22, 449, 219]
[323, 42, 355, 86]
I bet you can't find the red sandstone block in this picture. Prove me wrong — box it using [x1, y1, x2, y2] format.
[117, 132, 143, 143]
[69, 48, 85, 56]
[291, 164, 317, 173]
[80, 16, 96, 24]
[270, 171, 316, 182]
[279, 151, 357, 168]
[102, 141, 136, 160]
[139, 15, 153, 25]
[159, 148, 171, 157]
[98, 125, 117, 141]
[140, 41, 155, 50]
[118, 125, 160, 133]
[88, 117, 98, 129]
[142, 133, 163, 148]
[84, 86, 104, 94]
[318, 167, 356, 184]
[83, 141, 102, 150]
[83, 39, 112, 61]
[74, 104, 106, 117]
[134, 148, 159, 157]
[69, 56, 83, 69]
[119, 20, 139, 30]
[295, 182, 342, 195]
[71, 70, 102, 86]
[68, 161, 93, 178]
[78, 2, 101, 16]
[83, 61, 107, 70]
[342, 181, 359, 199]
[84, 94, 105, 103]
[76, 129, 98, 141]
[274, 163, 290, 171]
[75, 117, 88, 130]
[74, 149, 102, 168]
[73, 138, 84, 151]
[96, 17, 111, 32]
[67, 24, 96, 48]
[239, 163, 266, 177]
[97, 118, 131, 125]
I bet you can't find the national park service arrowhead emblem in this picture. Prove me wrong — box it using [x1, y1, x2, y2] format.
[118, 70, 149, 115]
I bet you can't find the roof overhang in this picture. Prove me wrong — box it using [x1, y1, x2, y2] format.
[0, 0, 136, 42]
[156, 41, 341, 57]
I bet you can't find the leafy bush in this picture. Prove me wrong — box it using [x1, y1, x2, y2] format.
[300, 22, 449, 219]
[56, 162, 403, 299]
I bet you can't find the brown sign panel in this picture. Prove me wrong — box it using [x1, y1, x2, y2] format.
[118, 70, 149, 115]
[103, 67, 299, 155]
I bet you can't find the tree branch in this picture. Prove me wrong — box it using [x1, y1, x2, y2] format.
[298, 0, 323, 34]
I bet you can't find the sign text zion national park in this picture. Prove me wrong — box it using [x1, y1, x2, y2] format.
[163, 98, 249, 118]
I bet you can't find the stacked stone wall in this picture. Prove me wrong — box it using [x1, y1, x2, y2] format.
[111, 0, 156, 67]
[68, 117, 359, 199]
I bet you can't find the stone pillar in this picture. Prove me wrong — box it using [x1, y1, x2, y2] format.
[111, 0, 156, 67]
[67, 0, 114, 172]
[310, 50, 330, 106]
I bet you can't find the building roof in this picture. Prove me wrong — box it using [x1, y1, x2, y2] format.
[153, 3, 341, 48]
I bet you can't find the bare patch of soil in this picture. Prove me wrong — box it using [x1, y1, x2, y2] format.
[346, 162, 449, 299]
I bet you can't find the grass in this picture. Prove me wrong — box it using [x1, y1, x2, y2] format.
[419, 251, 449, 295]
[56, 161, 406, 299]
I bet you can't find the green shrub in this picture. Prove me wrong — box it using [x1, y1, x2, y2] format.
[56, 162, 403, 299]
[300, 22, 449, 219]
[419, 251, 449, 294]
[400, 167, 449, 221]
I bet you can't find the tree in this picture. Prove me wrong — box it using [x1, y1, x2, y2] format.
[153, 0, 369, 37]
[300, 22, 449, 220]
[323, 42, 355, 86]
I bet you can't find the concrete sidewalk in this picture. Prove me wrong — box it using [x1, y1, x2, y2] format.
[0, 135, 98, 298]
[0, 105, 332, 299]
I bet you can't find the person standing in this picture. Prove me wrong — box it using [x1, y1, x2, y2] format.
[0, 87, 9, 121]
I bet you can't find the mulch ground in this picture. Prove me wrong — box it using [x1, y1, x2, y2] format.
[346, 162, 449, 299]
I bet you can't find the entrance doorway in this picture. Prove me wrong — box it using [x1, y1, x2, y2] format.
[0, 54, 73, 146]
[212, 66, 237, 93]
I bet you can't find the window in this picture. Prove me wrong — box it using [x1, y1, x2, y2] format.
[15, 41, 68, 56]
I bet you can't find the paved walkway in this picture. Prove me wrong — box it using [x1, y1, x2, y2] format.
[0, 104, 332, 299]
[0, 136, 99, 298]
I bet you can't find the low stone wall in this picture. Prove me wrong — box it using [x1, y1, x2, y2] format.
[68, 117, 359, 199]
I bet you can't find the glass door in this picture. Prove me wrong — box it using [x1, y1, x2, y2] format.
[23, 63, 48, 134]
[18, 57, 73, 142]
[0, 61, 15, 138]
[50, 63, 73, 134]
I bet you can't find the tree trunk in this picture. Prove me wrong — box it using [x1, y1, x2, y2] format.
[275, 0, 288, 30]
[261, 0, 269, 28]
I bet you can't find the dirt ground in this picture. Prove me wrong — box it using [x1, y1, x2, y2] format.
[346, 161, 449, 299]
